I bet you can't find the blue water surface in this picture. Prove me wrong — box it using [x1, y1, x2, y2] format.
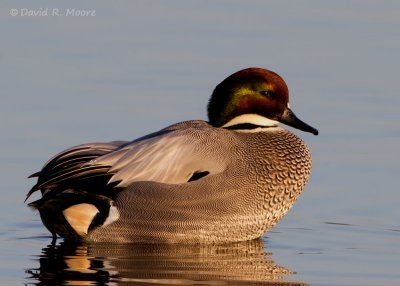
[1, 1, 399, 285]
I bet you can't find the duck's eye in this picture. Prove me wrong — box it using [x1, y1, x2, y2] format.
[261, 91, 272, 97]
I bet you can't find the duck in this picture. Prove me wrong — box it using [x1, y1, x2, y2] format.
[26, 67, 318, 243]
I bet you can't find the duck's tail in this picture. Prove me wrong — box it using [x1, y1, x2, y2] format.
[26, 141, 127, 240]
[29, 189, 119, 240]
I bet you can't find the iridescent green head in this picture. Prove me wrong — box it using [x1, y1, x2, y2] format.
[207, 67, 318, 135]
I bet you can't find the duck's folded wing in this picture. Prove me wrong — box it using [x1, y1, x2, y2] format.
[85, 121, 228, 188]
[26, 141, 128, 200]
[28, 121, 229, 200]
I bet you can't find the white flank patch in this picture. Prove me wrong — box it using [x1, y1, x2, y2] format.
[63, 203, 99, 236]
[222, 113, 279, 128]
[103, 205, 120, 226]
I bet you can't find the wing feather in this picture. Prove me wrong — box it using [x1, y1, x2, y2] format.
[87, 121, 228, 187]
[28, 120, 229, 200]
[26, 141, 127, 200]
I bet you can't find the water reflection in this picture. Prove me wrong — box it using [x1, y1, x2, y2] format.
[26, 239, 307, 285]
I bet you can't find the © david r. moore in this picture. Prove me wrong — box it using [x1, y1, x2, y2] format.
[11, 8, 96, 17]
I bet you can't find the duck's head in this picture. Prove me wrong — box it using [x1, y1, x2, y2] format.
[208, 67, 318, 135]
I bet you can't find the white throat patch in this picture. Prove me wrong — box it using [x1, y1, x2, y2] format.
[222, 114, 279, 128]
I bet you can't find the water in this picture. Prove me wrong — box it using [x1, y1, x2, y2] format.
[1, 1, 400, 285]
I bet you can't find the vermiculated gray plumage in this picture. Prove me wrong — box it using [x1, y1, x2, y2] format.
[29, 120, 311, 243]
[89, 121, 311, 243]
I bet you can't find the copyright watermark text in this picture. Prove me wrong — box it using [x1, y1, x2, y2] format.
[10, 8, 96, 17]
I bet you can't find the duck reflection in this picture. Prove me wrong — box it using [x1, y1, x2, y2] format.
[26, 239, 307, 285]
